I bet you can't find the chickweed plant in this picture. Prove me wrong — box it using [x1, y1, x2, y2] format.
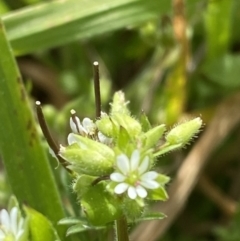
[32, 62, 202, 240]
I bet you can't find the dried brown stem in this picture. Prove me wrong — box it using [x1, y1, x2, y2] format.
[198, 175, 237, 217]
[93, 61, 101, 119]
[36, 101, 73, 174]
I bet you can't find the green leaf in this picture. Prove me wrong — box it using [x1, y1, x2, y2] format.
[0, 20, 66, 238]
[24, 206, 60, 241]
[66, 223, 105, 236]
[58, 217, 87, 226]
[205, 0, 233, 59]
[135, 212, 166, 222]
[2, 0, 171, 55]
[202, 54, 240, 89]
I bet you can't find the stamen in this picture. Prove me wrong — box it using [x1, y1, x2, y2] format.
[93, 61, 101, 119]
[36, 101, 73, 174]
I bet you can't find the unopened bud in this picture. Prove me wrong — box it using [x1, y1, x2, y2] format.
[166, 117, 202, 146]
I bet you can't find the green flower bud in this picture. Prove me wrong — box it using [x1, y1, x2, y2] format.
[81, 183, 122, 225]
[110, 91, 130, 115]
[165, 117, 202, 146]
[112, 113, 141, 137]
[59, 134, 114, 176]
[141, 124, 166, 150]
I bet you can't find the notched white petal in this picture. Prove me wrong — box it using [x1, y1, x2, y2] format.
[141, 171, 158, 180]
[115, 183, 129, 194]
[110, 173, 126, 182]
[140, 180, 160, 189]
[128, 186, 137, 199]
[0, 209, 10, 230]
[82, 118, 96, 134]
[116, 154, 130, 175]
[130, 149, 140, 171]
[67, 133, 78, 145]
[138, 156, 149, 175]
[136, 185, 147, 198]
[10, 207, 18, 235]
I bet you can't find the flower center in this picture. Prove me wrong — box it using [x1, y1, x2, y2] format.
[127, 172, 140, 187]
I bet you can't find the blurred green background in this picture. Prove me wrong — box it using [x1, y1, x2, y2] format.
[0, 0, 240, 240]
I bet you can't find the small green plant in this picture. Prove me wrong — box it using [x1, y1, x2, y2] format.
[35, 62, 202, 240]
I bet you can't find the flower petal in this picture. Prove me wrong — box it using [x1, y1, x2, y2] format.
[138, 156, 149, 175]
[0, 209, 10, 230]
[67, 133, 77, 145]
[70, 115, 81, 134]
[136, 185, 147, 198]
[110, 173, 126, 182]
[130, 149, 140, 171]
[128, 186, 137, 199]
[114, 183, 129, 194]
[10, 207, 18, 235]
[116, 154, 130, 175]
[141, 171, 158, 181]
[82, 118, 96, 134]
[140, 180, 160, 189]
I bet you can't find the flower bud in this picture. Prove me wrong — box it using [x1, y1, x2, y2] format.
[165, 117, 202, 146]
[59, 134, 114, 176]
[141, 124, 166, 150]
[112, 113, 141, 137]
[110, 91, 130, 115]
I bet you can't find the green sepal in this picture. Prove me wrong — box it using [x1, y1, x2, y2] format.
[156, 174, 170, 185]
[110, 91, 130, 115]
[148, 185, 168, 201]
[116, 126, 132, 153]
[60, 134, 114, 176]
[139, 112, 152, 132]
[122, 198, 144, 221]
[24, 206, 60, 241]
[112, 113, 142, 137]
[73, 174, 96, 197]
[165, 117, 202, 146]
[96, 116, 118, 138]
[153, 143, 182, 157]
[81, 183, 122, 225]
[141, 124, 166, 150]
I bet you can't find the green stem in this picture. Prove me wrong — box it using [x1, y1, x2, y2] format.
[115, 216, 129, 241]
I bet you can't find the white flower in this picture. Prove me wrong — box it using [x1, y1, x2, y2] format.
[70, 110, 96, 136]
[110, 150, 159, 199]
[0, 207, 24, 241]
